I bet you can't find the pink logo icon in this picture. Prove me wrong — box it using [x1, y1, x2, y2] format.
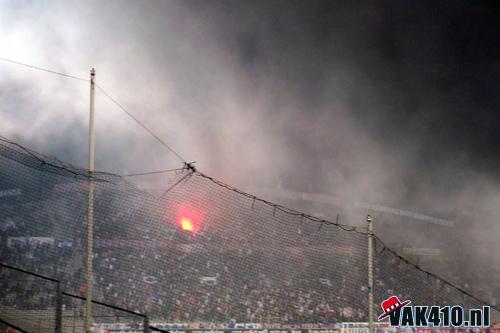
[378, 296, 411, 320]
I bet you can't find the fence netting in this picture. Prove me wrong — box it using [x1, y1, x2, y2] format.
[0, 264, 57, 332]
[0, 137, 498, 330]
[60, 294, 144, 333]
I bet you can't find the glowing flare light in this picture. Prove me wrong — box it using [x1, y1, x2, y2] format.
[180, 217, 194, 232]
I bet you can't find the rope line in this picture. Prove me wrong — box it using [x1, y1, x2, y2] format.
[0, 318, 28, 333]
[0, 136, 115, 183]
[0, 57, 88, 82]
[96, 84, 187, 163]
[0, 57, 187, 164]
[194, 170, 368, 236]
[192, 170, 500, 311]
[121, 168, 185, 177]
[373, 234, 500, 311]
[158, 171, 193, 199]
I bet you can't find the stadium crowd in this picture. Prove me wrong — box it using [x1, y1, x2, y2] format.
[1, 175, 499, 325]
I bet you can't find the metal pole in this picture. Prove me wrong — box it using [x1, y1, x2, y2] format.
[56, 281, 62, 333]
[367, 215, 374, 333]
[85, 68, 96, 333]
[143, 314, 150, 333]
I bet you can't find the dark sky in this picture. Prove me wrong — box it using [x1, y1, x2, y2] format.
[174, 0, 500, 211]
[0, 0, 499, 243]
[194, 0, 500, 172]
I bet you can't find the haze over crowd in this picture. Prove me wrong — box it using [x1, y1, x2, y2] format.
[1, 1, 499, 287]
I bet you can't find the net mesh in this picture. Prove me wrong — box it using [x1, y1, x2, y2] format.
[0, 265, 57, 333]
[60, 294, 144, 333]
[0, 137, 498, 330]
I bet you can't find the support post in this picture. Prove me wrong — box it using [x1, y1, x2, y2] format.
[56, 281, 62, 333]
[85, 68, 96, 333]
[143, 314, 150, 333]
[367, 214, 374, 333]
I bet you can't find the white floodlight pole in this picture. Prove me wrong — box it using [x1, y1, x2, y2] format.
[85, 68, 96, 333]
[367, 214, 374, 333]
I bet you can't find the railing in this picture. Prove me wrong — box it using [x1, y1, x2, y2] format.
[0, 262, 168, 333]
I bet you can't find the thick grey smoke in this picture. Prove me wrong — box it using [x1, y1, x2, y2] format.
[1, 0, 499, 299]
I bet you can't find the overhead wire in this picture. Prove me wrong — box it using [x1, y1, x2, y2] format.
[0, 56, 187, 164]
[121, 167, 185, 177]
[95, 84, 187, 163]
[0, 57, 88, 82]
